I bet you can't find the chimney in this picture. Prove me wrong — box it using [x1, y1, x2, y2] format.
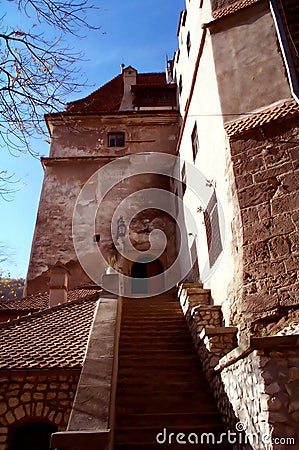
[119, 66, 137, 110]
[49, 262, 70, 307]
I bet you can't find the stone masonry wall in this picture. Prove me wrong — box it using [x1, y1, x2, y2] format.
[216, 352, 272, 450]
[228, 115, 299, 329]
[215, 346, 299, 450]
[0, 371, 80, 450]
[179, 282, 299, 449]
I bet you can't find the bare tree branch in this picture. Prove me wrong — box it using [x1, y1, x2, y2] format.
[0, 0, 100, 196]
[0, 171, 19, 200]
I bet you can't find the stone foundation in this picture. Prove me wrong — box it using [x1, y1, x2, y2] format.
[0, 370, 80, 450]
[178, 282, 299, 450]
[215, 339, 299, 449]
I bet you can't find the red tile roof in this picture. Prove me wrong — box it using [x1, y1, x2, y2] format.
[137, 73, 167, 86]
[66, 72, 168, 114]
[0, 288, 100, 312]
[225, 100, 299, 137]
[212, 0, 260, 19]
[0, 296, 98, 370]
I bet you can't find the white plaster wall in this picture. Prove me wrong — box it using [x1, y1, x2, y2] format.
[174, 0, 237, 322]
[211, 2, 292, 121]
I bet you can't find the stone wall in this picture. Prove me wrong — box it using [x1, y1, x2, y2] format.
[0, 370, 80, 450]
[215, 342, 299, 450]
[228, 115, 299, 329]
[26, 111, 179, 296]
[179, 282, 299, 450]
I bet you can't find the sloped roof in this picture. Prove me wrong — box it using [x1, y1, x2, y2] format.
[0, 296, 99, 370]
[0, 288, 100, 312]
[225, 100, 299, 137]
[212, 0, 260, 19]
[66, 72, 168, 114]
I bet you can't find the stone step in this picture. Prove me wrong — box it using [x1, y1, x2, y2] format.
[121, 314, 184, 320]
[117, 369, 207, 382]
[115, 411, 222, 428]
[122, 296, 178, 302]
[117, 366, 201, 375]
[118, 371, 209, 386]
[118, 342, 196, 352]
[115, 396, 217, 414]
[119, 336, 193, 345]
[121, 315, 182, 321]
[119, 331, 191, 339]
[117, 350, 197, 360]
[121, 316, 184, 322]
[123, 298, 180, 303]
[115, 443, 232, 450]
[115, 390, 215, 409]
[117, 356, 200, 370]
[121, 307, 182, 314]
[117, 348, 197, 358]
[121, 313, 182, 319]
[120, 323, 188, 331]
[114, 293, 232, 450]
[116, 380, 209, 393]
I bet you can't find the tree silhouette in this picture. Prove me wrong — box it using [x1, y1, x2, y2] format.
[1, 0, 99, 194]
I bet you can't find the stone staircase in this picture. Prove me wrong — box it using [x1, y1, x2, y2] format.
[113, 291, 233, 449]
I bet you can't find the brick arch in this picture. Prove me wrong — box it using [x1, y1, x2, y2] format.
[7, 418, 57, 450]
[0, 372, 80, 450]
[4, 408, 65, 450]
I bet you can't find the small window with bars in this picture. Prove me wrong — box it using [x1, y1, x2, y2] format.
[181, 162, 187, 196]
[203, 191, 223, 267]
[158, 93, 170, 105]
[187, 32, 191, 56]
[108, 132, 125, 147]
[191, 122, 199, 162]
[141, 93, 154, 105]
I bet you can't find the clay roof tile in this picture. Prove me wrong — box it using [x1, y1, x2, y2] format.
[0, 287, 99, 312]
[0, 296, 98, 370]
[225, 100, 299, 137]
[65, 72, 168, 114]
[212, 0, 260, 19]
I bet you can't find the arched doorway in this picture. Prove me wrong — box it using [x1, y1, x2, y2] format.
[10, 421, 57, 450]
[131, 257, 164, 294]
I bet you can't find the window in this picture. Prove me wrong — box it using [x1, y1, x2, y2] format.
[181, 162, 187, 196]
[191, 122, 199, 162]
[179, 75, 183, 95]
[203, 191, 223, 267]
[174, 188, 179, 217]
[158, 93, 170, 105]
[190, 239, 200, 282]
[182, 10, 187, 27]
[271, 0, 299, 89]
[142, 93, 154, 105]
[187, 32, 191, 56]
[108, 132, 125, 147]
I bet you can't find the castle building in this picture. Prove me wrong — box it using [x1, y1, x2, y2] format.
[0, 0, 298, 449]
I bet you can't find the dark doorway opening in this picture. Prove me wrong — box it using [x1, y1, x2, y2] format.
[10, 421, 57, 450]
[131, 257, 164, 294]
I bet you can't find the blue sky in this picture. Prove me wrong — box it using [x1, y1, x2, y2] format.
[0, 0, 184, 278]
